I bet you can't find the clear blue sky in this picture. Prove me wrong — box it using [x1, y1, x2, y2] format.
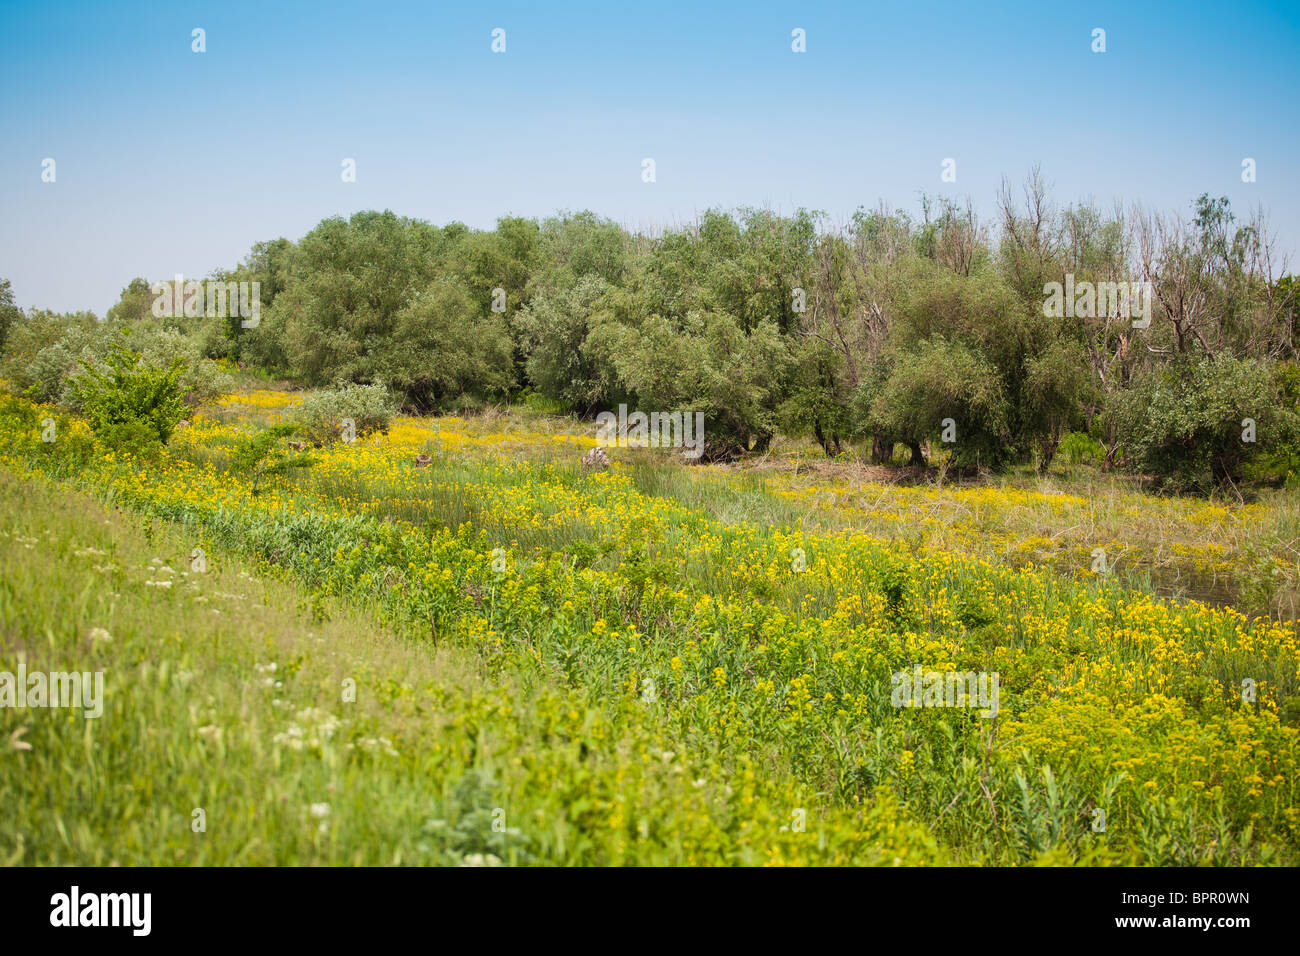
[2, 0, 1297, 314]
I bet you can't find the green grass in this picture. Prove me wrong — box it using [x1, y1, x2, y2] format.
[0, 470, 942, 865]
[0, 470, 499, 863]
[3, 392, 1298, 866]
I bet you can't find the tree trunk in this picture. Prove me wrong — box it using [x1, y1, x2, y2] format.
[813, 421, 830, 457]
[871, 434, 892, 464]
[1103, 439, 1120, 472]
[1038, 436, 1059, 475]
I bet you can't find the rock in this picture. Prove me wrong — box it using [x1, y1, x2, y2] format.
[581, 446, 610, 471]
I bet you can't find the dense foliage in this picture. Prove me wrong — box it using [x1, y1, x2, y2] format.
[4, 175, 1298, 489]
[69, 340, 189, 452]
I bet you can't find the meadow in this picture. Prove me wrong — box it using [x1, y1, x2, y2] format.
[1, 387, 1298, 865]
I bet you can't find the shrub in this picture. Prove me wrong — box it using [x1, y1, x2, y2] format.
[0, 310, 106, 403]
[1057, 431, 1105, 466]
[96, 419, 166, 460]
[1109, 356, 1282, 492]
[1242, 361, 1300, 488]
[292, 383, 397, 445]
[233, 422, 316, 495]
[134, 326, 234, 409]
[1, 309, 230, 413]
[69, 341, 188, 445]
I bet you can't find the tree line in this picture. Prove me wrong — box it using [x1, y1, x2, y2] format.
[2, 169, 1298, 492]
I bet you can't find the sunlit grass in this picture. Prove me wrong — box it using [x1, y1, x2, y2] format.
[2, 389, 1298, 865]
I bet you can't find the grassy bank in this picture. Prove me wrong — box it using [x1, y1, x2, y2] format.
[2, 391, 1298, 864]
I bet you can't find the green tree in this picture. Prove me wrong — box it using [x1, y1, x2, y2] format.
[516, 274, 612, 414]
[105, 277, 156, 326]
[1108, 355, 1284, 493]
[865, 338, 1010, 469]
[0, 279, 21, 353]
[278, 211, 447, 386]
[382, 279, 515, 409]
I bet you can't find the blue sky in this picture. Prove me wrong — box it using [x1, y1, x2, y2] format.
[2, 0, 1297, 314]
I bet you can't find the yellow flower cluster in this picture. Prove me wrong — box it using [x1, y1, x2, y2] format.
[3, 391, 1297, 863]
